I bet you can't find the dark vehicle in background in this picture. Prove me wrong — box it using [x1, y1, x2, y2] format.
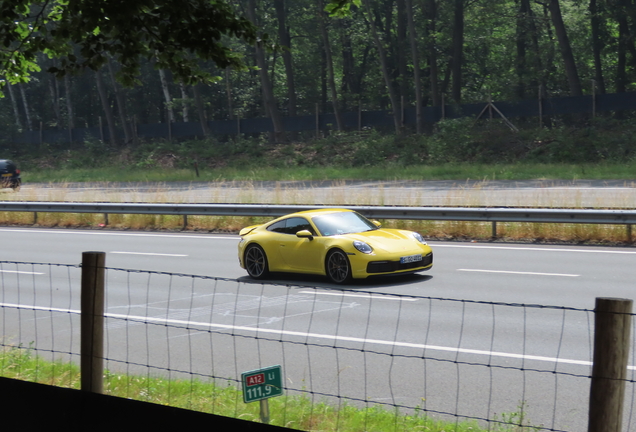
[0, 160, 21, 191]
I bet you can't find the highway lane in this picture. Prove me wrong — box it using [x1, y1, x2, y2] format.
[1, 227, 635, 430]
[0, 226, 634, 308]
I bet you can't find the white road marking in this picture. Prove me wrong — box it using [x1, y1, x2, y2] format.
[0, 270, 44, 275]
[111, 251, 188, 257]
[299, 290, 418, 301]
[457, 269, 579, 277]
[434, 243, 636, 255]
[0, 228, 237, 240]
[2, 302, 615, 369]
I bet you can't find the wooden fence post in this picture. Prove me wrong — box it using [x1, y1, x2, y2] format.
[588, 297, 633, 432]
[81, 251, 106, 394]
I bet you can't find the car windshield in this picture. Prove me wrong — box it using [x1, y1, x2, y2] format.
[311, 211, 378, 236]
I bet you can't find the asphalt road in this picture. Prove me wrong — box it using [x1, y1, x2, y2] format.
[1, 227, 635, 430]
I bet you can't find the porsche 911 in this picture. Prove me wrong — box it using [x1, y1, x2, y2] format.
[237, 208, 433, 284]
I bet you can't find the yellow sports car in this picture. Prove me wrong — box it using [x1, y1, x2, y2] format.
[237, 208, 433, 284]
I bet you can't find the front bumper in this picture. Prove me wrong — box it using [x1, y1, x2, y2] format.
[366, 252, 433, 274]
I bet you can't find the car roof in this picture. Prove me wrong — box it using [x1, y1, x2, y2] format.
[265, 208, 352, 225]
[292, 208, 353, 217]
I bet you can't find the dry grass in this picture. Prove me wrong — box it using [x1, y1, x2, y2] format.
[0, 181, 634, 244]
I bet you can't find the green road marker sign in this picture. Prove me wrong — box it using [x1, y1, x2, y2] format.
[241, 365, 283, 403]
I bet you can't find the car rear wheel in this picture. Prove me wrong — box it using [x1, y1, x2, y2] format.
[326, 249, 352, 284]
[245, 244, 269, 279]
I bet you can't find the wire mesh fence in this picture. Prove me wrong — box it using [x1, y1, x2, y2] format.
[1, 259, 634, 431]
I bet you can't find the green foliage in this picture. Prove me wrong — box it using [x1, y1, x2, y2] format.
[14, 117, 636, 175]
[428, 118, 478, 163]
[1, 346, 537, 432]
[0, 0, 358, 89]
[1, 0, 258, 87]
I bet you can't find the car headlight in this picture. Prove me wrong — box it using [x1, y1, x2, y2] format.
[353, 240, 373, 254]
[411, 232, 427, 245]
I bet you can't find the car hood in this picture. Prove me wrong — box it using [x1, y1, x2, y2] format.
[345, 229, 426, 254]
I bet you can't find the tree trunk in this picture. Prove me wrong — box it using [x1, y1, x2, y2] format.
[64, 74, 75, 129]
[396, 0, 409, 99]
[18, 83, 32, 131]
[615, 0, 632, 93]
[515, 0, 529, 99]
[192, 84, 209, 136]
[406, 0, 423, 133]
[589, 0, 606, 94]
[450, 0, 464, 104]
[525, 0, 545, 92]
[424, 0, 441, 107]
[6, 83, 23, 130]
[158, 69, 175, 122]
[548, 0, 582, 96]
[48, 64, 62, 129]
[246, 0, 285, 142]
[180, 84, 190, 122]
[318, 0, 343, 131]
[273, 0, 297, 117]
[339, 18, 358, 108]
[225, 68, 234, 120]
[107, 59, 132, 143]
[95, 68, 118, 146]
[363, 0, 402, 135]
[540, 3, 555, 99]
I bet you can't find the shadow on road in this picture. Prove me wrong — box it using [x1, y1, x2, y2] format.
[237, 272, 433, 290]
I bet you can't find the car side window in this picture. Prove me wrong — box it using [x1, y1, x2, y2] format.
[267, 220, 288, 233]
[285, 217, 315, 235]
[267, 217, 315, 235]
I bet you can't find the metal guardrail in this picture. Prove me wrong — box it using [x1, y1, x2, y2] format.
[0, 202, 635, 239]
[0, 201, 636, 223]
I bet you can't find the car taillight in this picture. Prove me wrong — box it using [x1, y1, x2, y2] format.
[15, 169, 20, 174]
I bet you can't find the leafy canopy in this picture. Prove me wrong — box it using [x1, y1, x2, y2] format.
[0, 0, 357, 87]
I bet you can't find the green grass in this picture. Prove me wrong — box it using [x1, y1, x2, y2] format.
[0, 346, 538, 431]
[19, 162, 636, 184]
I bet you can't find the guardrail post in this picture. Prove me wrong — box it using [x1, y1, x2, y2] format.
[627, 224, 632, 243]
[81, 251, 106, 394]
[491, 221, 497, 238]
[588, 297, 632, 432]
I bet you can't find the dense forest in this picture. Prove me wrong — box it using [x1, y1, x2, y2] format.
[1, 0, 635, 148]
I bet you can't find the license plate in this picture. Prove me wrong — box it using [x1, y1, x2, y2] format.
[400, 254, 422, 264]
[1, 173, 11, 177]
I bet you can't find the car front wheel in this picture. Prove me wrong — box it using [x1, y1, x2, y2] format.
[245, 244, 269, 279]
[326, 249, 352, 284]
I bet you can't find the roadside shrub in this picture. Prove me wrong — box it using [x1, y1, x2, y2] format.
[428, 117, 478, 163]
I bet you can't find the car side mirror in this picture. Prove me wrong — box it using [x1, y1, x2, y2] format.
[372, 220, 381, 228]
[296, 230, 314, 240]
